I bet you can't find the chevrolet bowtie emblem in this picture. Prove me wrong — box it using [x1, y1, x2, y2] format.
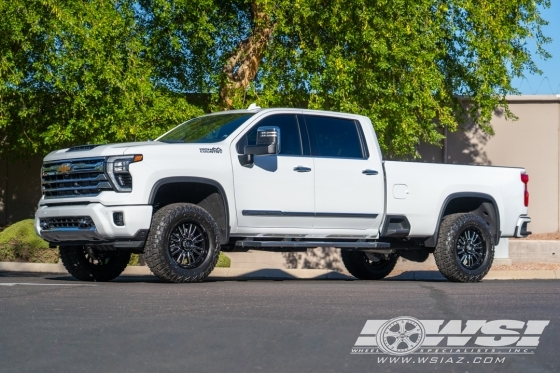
[57, 163, 72, 173]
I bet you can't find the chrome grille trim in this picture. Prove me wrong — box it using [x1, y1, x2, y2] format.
[42, 157, 114, 199]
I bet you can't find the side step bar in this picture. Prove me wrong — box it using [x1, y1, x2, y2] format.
[235, 240, 391, 251]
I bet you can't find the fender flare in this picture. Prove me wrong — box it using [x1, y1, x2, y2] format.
[424, 192, 501, 247]
[148, 177, 230, 243]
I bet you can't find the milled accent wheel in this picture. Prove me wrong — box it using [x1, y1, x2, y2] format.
[168, 221, 209, 269]
[59, 246, 130, 282]
[144, 203, 221, 283]
[456, 227, 487, 270]
[341, 250, 398, 280]
[434, 213, 494, 282]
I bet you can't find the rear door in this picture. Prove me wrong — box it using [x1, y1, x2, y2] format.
[303, 114, 384, 232]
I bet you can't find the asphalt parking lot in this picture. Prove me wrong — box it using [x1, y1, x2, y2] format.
[0, 272, 559, 373]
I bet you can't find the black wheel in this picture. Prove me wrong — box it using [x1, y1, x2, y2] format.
[433, 213, 494, 282]
[341, 250, 398, 280]
[144, 203, 221, 283]
[59, 246, 130, 282]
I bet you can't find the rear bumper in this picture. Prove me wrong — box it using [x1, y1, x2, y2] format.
[35, 203, 152, 248]
[514, 215, 532, 238]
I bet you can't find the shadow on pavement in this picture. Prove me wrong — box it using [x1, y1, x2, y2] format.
[0, 269, 449, 283]
[0, 271, 63, 278]
[42, 275, 164, 283]
[386, 270, 447, 282]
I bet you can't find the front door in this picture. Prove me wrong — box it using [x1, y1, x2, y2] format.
[232, 114, 315, 229]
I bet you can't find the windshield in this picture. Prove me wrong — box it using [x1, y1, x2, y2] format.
[157, 113, 255, 143]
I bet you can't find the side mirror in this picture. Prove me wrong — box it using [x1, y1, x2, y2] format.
[244, 126, 281, 162]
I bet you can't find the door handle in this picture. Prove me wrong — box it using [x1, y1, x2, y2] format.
[362, 169, 378, 175]
[293, 166, 312, 172]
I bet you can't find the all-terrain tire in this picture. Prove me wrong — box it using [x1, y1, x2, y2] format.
[341, 251, 398, 280]
[59, 246, 130, 282]
[433, 213, 494, 283]
[144, 203, 221, 283]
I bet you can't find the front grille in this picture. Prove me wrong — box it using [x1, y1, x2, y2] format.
[42, 157, 114, 199]
[40, 216, 95, 231]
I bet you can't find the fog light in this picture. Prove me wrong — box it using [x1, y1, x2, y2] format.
[113, 212, 124, 226]
[40, 220, 50, 230]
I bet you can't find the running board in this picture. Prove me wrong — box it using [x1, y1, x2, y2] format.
[235, 240, 391, 251]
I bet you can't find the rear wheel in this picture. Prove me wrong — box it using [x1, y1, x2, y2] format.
[59, 246, 130, 282]
[341, 251, 398, 280]
[433, 213, 494, 282]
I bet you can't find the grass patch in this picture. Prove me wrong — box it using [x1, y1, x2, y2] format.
[217, 252, 231, 268]
[128, 252, 230, 267]
[0, 219, 59, 263]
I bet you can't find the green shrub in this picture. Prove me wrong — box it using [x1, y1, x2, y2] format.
[0, 219, 59, 263]
[129, 253, 140, 266]
[216, 252, 231, 268]
[0, 221, 231, 268]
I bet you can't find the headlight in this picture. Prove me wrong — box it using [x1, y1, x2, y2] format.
[106, 155, 143, 192]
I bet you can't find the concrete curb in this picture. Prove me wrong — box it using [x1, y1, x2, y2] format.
[0, 262, 559, 280]
[0, 262, 68, 274]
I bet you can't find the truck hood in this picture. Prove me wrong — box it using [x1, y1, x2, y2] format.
[43, 141, 167, 162]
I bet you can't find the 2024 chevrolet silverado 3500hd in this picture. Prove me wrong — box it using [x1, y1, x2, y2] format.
[35, 106, 532, 283]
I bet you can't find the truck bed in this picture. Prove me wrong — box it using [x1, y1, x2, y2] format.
[383, 161, 527, 238]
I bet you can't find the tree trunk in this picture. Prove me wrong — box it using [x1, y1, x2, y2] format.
[220, 1, 275, 109]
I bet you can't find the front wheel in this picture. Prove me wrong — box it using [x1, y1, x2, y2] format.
[59, 246, 130, 282]
[341, 251, 398, 280]
[144, 203, 221, 283]
[433, 213, 494, 282]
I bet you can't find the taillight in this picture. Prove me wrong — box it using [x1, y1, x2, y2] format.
[521, 173, 529, 207]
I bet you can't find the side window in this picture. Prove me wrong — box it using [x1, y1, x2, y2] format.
[305, 115, 364, 158]
[237, 114, 303, 156]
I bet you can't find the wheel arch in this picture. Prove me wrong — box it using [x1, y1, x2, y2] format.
[424, 192, 500, 247]
[148, 177, 230, 245]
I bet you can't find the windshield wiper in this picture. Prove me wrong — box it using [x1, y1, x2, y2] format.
[160, 139, 185, 143]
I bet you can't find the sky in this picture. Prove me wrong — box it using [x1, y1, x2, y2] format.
[511, 2, 560, 95]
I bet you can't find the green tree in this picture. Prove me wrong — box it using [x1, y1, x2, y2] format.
[141, 0, 551, 157]
[1, 0, 551, 158]
[0, 0, 203, 159]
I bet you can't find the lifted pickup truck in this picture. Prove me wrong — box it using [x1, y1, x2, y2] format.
[35, 106, 532, 283]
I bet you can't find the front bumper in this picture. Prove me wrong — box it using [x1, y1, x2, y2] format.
[35, 203, 153, 248]
[514, 215, 532, 238]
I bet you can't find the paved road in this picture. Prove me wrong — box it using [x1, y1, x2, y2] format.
[0, 272, 559, 373]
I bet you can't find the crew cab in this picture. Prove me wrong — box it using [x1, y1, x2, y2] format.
[35, 106, 532, 283]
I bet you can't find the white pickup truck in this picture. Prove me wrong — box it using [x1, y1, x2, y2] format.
[35, 106, 532, 283]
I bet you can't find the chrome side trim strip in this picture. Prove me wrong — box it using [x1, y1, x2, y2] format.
[236, 240, 390, 249]
[241, 210, 378, 218]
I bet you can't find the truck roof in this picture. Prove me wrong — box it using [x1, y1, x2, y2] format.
[206, 107, 367, 120]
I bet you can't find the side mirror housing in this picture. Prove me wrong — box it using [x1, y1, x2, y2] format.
[244, 126, 281, 160]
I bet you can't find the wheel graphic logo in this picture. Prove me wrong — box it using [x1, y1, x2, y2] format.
[376, 317, 425, 355]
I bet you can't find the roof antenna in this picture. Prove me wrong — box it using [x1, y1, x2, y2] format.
[247, 103, 261, 110]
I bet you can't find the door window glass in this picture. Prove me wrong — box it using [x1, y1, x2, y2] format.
[305, 115, 364, 158]
[237, 114, 303, 156]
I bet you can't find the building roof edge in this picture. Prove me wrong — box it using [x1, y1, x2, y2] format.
[506, 95, 560, 103]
